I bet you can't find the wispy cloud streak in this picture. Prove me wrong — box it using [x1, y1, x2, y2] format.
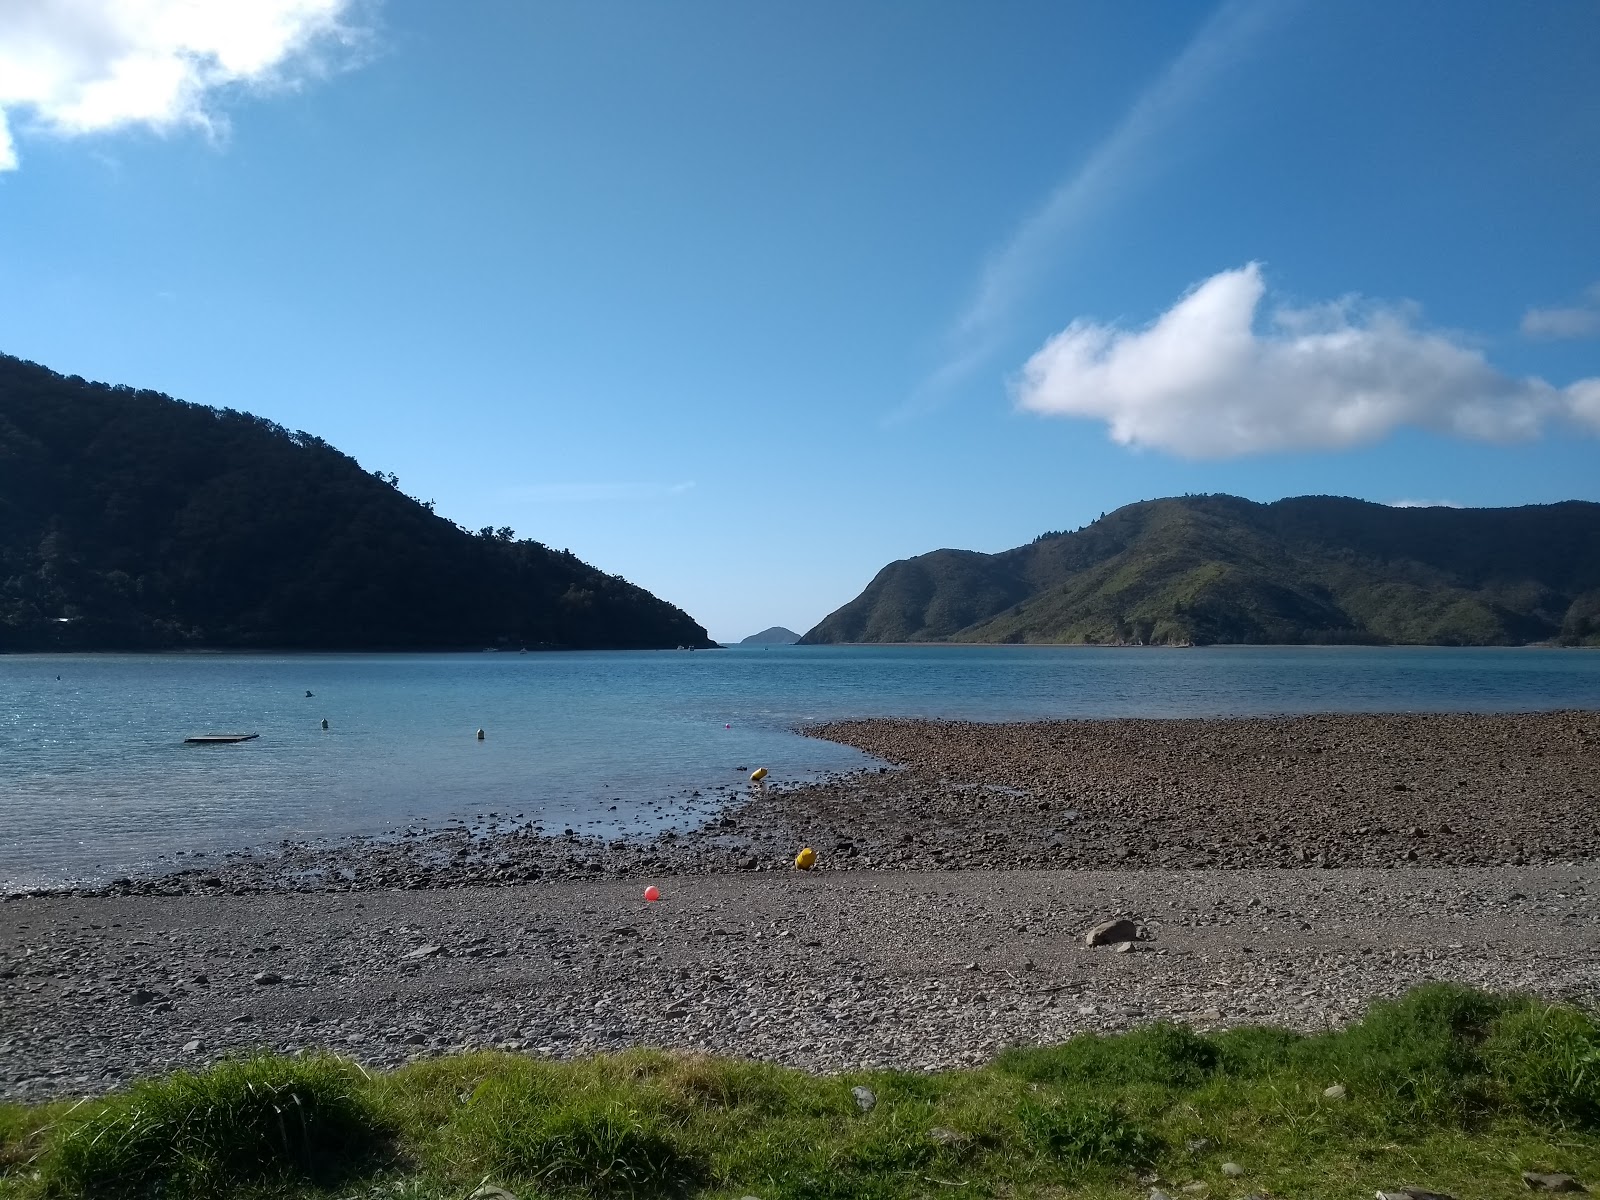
[505, 481, 696, 504]
[905, 0, 1285, 416]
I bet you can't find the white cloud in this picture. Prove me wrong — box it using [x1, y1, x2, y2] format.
[1015, 264, 1600, 458]
[506, 482, 697, 504]
[0, 0, 367, 171]
[1521, 284, 1600, 340]
[907, 0, 1286, 411]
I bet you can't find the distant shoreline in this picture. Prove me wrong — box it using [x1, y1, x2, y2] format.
[789, 640, 1587, 649]
[0, 644, 724, 656]
[15, 707, 1594, 900]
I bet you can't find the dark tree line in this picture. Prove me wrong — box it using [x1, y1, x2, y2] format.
[0, 355, 715, 651]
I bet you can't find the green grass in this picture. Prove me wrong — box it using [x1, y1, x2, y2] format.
[3, 986, 1599, 1199]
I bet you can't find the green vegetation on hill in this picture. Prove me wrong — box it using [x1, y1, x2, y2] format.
[0, 355, 714, 651]
[740, 626, 802, 645]
[802, 494, 1600, 646]
[2, 986, 1598, 1199]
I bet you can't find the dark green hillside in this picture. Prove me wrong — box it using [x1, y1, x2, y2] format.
[0, 355, 714, 651]
[801, 495, 1600, 647]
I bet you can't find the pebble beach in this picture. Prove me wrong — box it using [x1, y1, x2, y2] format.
[3, 710, 1598, 1100]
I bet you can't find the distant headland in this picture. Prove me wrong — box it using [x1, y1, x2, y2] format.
[801, 494, 1600, 647]
[739, 626, 801, 645]
[0, 354, 715, 652]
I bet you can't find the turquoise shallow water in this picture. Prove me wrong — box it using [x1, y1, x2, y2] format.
[2, 644, 1598, 888]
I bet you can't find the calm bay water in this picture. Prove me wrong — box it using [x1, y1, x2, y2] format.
[3, 645, 1598, 889]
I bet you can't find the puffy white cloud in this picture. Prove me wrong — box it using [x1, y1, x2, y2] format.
[0, 0, 365, 171]
[1521, 284, 1600, 340]
[1014, 264, 1600, 458]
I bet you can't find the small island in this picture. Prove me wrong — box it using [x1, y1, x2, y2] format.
[738, 626, 801, 645]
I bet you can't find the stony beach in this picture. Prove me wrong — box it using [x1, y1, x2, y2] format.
[3, 710, 1598, 1101]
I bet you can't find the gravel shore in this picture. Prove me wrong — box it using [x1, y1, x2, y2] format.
[4, 710, 1598, 1101]
[4, 865, 1597, 1102]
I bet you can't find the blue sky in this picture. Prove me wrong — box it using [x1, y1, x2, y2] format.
[1, 1, 1597, 642]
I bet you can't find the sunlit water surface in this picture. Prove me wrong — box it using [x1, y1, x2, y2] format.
[3, 645, 1597, 888]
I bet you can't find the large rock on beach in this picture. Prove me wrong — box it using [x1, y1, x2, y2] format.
[1085, 918, 1140, 947]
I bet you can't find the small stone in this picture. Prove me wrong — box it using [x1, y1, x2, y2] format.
[182, 1039, 203, 1053]
[469, 1187, 518, 1200]
[1523, 1175, 1587, 1194]
[229, 1012, 254, 1024]
[1185, 1138, 1213, 1155]
[404, 944, 444, 960]
[1114, 941, 1135, 954]
[1386, 1189, 1458, 1200]
[402, 1031, 427, 1044]
[1323, 1083, 1347, 1099]
[851, 1085, 876, 1111]
[129, 988, 160, 1005]
[929, 1126, 968, 1145]
[1221, 1163, 1245, 1178]
[1085, 918, 1139, 946]
[1152, 1190, 1175, 1200]
[1181, 1183, 1209, 1195]
[252, 971, 282, 986]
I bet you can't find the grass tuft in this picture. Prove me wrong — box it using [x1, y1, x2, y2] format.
[436, 1059, 703, 1196]
[36, 1053, 383, 1199]
[1485, 1000, 1600, 1126]
[997, 1020, 1220, 1089]
[1017, 1098, 1157, 1169]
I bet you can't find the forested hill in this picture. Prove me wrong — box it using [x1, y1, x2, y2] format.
[0, 355, 715, 651]
[801, 495, 1600, 647]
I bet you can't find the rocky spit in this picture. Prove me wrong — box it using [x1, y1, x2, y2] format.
[21, 709, 1600, 899]
[2, 710, 1598, 1100]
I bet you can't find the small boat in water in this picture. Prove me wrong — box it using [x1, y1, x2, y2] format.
[182, 733, 260, 744]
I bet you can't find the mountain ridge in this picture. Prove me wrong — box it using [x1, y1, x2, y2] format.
[800, 495, 1600, 647]
[0, 354, 715, 651]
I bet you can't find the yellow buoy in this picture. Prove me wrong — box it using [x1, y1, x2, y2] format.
[750, 767, 768, 782]
[795, 847, 816, 870]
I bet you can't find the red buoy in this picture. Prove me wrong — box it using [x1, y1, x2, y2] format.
[644, 885, 661, 902]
